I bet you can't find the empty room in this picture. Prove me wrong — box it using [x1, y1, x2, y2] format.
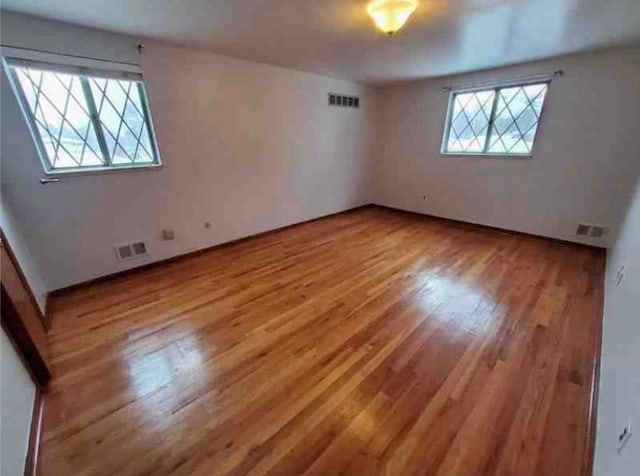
[0, 1, 639, 475]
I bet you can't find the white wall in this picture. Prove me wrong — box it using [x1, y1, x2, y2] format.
[0, 328, 36, 476]
[2, 11, 640, 474]
[372, 47, 640, 247]
[0, 11, 377, 291]
[594, 178, 640, 476]
[4, 12, 638, 295]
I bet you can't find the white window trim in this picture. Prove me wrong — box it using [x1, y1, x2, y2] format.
[1, 47, 163, 177]
[440, 77, 552, 158]
[0, 46, 142, 75]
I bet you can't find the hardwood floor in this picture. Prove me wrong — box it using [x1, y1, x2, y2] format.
[42, 206, 604, 476]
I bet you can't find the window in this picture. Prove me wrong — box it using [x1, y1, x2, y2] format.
[441, 81, 549, 156]
[4, 58, 161, 173]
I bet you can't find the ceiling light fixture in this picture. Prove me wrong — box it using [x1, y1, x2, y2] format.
[367, 0, 418, 36]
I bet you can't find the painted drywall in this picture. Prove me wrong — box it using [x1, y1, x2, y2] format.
[3, 12, 638, 296]
[0, 11, 377, 291]
[372, 47, 640, 246]
[0, 328, 36, 476]
[0, 200, 48, 313]
[594, 178, 640, 476]
[1, 11, 640, 474]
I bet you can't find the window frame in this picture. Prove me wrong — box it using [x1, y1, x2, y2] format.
[440, 78, 551, 158]
[3, 55, 162, 176]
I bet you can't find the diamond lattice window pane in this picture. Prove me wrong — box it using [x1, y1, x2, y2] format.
[446, 90, 496, 153]
[8, 59, 161, 174]
[13, 66, 105, 169]
[442, 81, 549, 156]
[487, 84, 548, 154]
[90, 78, 155, 164]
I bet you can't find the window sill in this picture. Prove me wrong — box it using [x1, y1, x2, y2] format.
[43, 163, 163, 178]
[439, 152, 533, 159]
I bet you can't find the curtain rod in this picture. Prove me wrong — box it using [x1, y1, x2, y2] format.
[442, 70, 564, 93]
[0, 43, 140, 67]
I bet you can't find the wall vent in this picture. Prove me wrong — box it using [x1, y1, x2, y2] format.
[575, 224, 608, 239]
[116, 244, 134, 261]
[132, 242, 147, 255]
[589, 226, 607, 239]
[329, 93, 359, 108]
[115, 241, 148, 261]
[576, 224, 590, 236]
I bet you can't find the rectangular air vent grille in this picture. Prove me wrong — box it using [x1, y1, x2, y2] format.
[589, 226, 607, 239]
[575, 224, 608, 239]
[116, 244, 134, 260]
[115, 241, 148, 261]
[576, 224, 590, 236]
[329, 93, 359, 108]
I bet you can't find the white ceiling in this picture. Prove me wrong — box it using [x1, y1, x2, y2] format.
[2, 0, 640, 84]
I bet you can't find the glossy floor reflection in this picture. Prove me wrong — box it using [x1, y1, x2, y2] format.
[42, 206, 604, 475]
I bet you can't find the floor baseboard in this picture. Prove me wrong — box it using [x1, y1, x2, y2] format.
[49, 203, 604, 299]
[372, 203, 603, 250]
[43, 206, 604, 474]
[49, 204, 373, 297]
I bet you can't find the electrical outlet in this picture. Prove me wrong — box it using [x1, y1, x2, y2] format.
[616, 266, 625, 287]
[617, 419, 633, 453]
[162, 229, 175, 240]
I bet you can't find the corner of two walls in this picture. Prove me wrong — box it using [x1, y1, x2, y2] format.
[0, 11, 379, 294]
[370, 47, 640, 248]
[3, 11, 640, 299]
[2, 13, 640, 476]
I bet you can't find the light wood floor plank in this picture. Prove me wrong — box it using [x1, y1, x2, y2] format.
[42, 207, 604, 475]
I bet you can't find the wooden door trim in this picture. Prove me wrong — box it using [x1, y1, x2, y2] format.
[1, 285, 51, 388]
[0, 230, 50, 330]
